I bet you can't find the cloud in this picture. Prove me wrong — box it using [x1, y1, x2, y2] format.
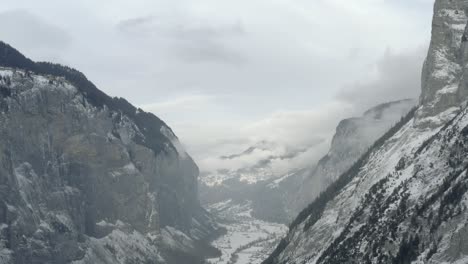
[197, 141, 329, 176]
[116, 15, 246, 64]
[150, 48, 426, 175]
[0, 0, 433, 177]
[116, 15, 155, 33]
[144, 97, 358, 175]
[140, 94, 216, 113]
[173, 39, 245, 64]
[336, 47, 427, 111]
[242, 101, 356, 147]
[140, 94, 252, 162]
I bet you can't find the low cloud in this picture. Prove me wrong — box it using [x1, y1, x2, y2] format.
[143, 98, 356, 174]
[195, 102, 355, 174]
[116, 15, 246, 64]
[144, 47, 427, 175]
[116, 15, 155, 33]
[141, 94, 216, 113]
[197, 141, 329, 176]
[242, 102, 355, 147]
[336, 47, 427, 112]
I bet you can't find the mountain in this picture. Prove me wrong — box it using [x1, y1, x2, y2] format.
[286, 99, 416, 219]
[199, 140, 313, 223]
[198, 141, 301, 263]
[200, 100, 415, 224]
[0, 42, 222, 264]
[196, 100, 415, 263]
[200, 140, 311, 188]
[263, 1, 468, 263]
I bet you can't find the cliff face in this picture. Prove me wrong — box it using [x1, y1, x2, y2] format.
[0, 42, 219, 264]
[418, 0, 468, 125]
[287, 100, 416, 219]
[264, 1, 468, 263]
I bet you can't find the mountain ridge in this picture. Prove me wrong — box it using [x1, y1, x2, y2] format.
[263, 0, 468, 263]
[0, 41, 221, 264]
[285, 99, 416, 219]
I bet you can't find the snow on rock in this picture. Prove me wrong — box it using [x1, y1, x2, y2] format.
[265, 109, 448, 263]
[418, 0, 468, 123]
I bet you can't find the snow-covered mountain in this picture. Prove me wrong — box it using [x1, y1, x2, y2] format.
[0, 42, 222, 264]
[200, 100, 415, 223]
[264, 1, 468, 263]
[196, 100, 415, 264]
[199, 140, 313, 223]
[286, 99, 416, 219]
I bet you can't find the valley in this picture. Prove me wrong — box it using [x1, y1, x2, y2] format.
[3, 0, 468, 263]
[206, 200, 287, 264]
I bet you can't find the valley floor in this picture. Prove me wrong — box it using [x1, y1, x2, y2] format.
[206, 200, 287, 264]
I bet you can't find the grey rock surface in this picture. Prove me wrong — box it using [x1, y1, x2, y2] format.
[417, 0, 468, 126]
[0, 44, 220, 264]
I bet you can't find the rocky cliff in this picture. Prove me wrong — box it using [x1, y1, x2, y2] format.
[0, 42, 220, 264]
[264, 0, 468, 263]
[417, 0, 468, 125]
[287, 99, 416, 219]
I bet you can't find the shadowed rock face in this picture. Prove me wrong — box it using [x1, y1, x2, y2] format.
[0, 43, 220, 264]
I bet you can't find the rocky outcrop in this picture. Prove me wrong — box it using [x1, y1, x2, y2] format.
[0, 42, 220, 264]
[417, 0, 468, 126]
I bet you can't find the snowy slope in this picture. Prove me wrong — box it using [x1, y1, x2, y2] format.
[197, 101, 415, 263]
[266, 102, 468, 264]
[287, 99, 416, 219]
[264, 0, 468, 263]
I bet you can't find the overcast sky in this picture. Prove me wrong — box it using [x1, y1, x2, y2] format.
[0, 0, 434, 171]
